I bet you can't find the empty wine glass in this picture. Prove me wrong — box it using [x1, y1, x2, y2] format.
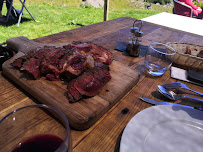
[145, 42, 176, 76]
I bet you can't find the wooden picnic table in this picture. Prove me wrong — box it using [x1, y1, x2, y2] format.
[1, 16, 203, 152]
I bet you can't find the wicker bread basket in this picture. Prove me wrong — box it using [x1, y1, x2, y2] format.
[166, 42, 203, 70]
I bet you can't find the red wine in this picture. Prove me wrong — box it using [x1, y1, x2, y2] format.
[12, 134, 64, 152]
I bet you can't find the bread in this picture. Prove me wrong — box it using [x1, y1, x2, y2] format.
[166, 43, 203, 70]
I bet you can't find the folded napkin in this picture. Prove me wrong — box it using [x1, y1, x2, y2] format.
[115, 42, 128, 52]
[115, 42, 148, 57]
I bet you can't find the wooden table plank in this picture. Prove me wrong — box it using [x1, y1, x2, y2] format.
[73, 70, 171, 152]
[0, 72, 28, 114]
[0, 17, 203, 152]
[73, 69, 203, 152]
[33, 17, 136, 44]
[0, 98, 36, 119]
[71, 18, 203, 151]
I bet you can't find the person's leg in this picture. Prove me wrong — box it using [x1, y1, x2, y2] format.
[5, 0, 12, 17]
[6, 0, 10, 10]
[0, 0, 4, 18]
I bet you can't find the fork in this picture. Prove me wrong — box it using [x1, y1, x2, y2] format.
[162, 82, 203, 96]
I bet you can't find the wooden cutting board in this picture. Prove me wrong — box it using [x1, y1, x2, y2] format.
[2, 37, 140, 130]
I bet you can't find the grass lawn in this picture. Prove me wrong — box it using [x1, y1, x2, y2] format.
[0, 1, 173, 45]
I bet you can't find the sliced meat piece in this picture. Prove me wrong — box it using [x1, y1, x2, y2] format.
[66, 52, 87, 75]
[23, 58, 41, 79]
[67, 81, 82, 102]
[45, 73, 58, 81]
[63, 42, 112, 65]
[59, 50, 94, 80]
[39, 47, 69, 80]
[74, 65, 111, 96]
[12, 46, 55, 69]
[11, 57, 25, 68]
[12, 46, 55, 79]
[60, 71, 76, 82]
[89, 43, 112, 65]
[59, 50, 86, 77]
[84, 54, 94, 69]
[40, 47, 65, 74]
[11, 50, 36, 68]
[33, 46, 55, 60]
[63, 42, 92, 52]
[67, 65, 111, 102]
[22, 47, 56, 79]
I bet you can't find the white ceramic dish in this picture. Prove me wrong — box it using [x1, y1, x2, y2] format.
[120, 105, 203, 152]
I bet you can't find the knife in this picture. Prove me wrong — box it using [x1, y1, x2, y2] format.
[170, 66, 203, 87]
[140, 97, 203, 111]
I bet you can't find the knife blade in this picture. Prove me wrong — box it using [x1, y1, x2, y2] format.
[140, 97, 203, 111]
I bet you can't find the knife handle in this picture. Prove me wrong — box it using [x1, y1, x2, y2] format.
[187, 69, 203, 84]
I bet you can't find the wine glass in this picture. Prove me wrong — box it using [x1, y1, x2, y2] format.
[0, 104, 72, 152]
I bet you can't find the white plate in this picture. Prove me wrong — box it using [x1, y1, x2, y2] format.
[120, 105, 203, 152]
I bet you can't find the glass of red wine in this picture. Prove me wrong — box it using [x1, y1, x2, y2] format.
[0, 104, 72, 152]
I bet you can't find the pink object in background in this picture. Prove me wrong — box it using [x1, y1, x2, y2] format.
[173, 0, 203, 19]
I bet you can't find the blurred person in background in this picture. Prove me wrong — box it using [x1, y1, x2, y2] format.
[179, 0, 203, 18]
[0, 0, 11, 22]
[0, 0, 19, 22]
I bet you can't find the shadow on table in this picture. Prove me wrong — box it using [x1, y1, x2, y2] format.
[114, 130, 123, 152]
[115, 42, 148, 57]
[171, 105, 203, 120]
[151, 90, 203, 121]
